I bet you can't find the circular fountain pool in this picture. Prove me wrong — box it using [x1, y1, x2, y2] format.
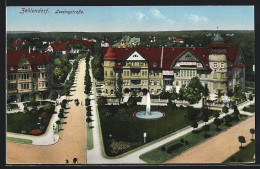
[133, 110, 165, 120]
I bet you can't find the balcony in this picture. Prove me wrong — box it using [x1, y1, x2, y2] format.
[214, 68, 227, 73]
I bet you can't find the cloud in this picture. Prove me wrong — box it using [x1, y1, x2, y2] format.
[150, 8, 166, 19]
[187, 14, 208, 22]
[136, 11, 145, 20]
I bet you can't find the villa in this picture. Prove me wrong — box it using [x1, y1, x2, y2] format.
[7, 49, 53, 102]
[102, 33, 246, 97]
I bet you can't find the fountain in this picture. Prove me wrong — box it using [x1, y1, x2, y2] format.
[133, 92, 165, 120]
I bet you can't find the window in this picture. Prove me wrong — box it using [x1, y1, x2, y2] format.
[157, 89, 161, 94]
[180, 70, 183, 77]
[213, 83, 217, 89]
[21, 83, 29, 89]
[105, 89, 108, 94]
[142, 71, 144, 76]
[105, 71, 107, 76]
[184, 70, 186, 77]
[150, 70, 154, 76]
[157, 72, 159, 76]
[221, 73, 225, 79]
[33, 73, 36, 78]
[42, 73, 45, 78]
[34, 83, 37, 89]
[176, 81, 179, 86]
[221, 83, 225, 89]
[205, 74, 208, 78]
[111, 89, 114, 95]
[221, 63, 224, 68]
[213, 73, 218, 79]
[151, 89, 154, 94]
[151, 80, 154, 85]
[127, 71, 129, 76]
[38, 73, 40, 78]
[21, 74, 29, 80]
[8, 83, 17, 90]
[145, 71, 147, 76]
[124, 71, 126, 76]
[192, 70, 195, 77]
[39, 82, 41, 88]
[214, 63, 217, 68]
[156, 80, 160, 86]
[153, 62, 157, 67]
[205, 83, 208, 88]
[110, 71, 113, 77]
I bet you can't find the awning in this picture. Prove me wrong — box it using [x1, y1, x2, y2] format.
[162, 70, 174, 75]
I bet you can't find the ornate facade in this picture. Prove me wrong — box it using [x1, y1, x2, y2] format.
[102, 33, 246, 97]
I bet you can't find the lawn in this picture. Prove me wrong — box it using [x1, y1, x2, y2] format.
[7, 103, 19, 110]
[7, 102, 55, 135]
[87, 122, 94, 150]
[223, 141, 255, 163]
[139, 115, 249, 164]
[99, 104, 218, 157]
[7, 137, 32, 144]
[243, 105, 255, 113]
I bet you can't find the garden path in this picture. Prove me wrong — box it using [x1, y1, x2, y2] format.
[165, 114, 255, 163]
[7, 58, 87, 164]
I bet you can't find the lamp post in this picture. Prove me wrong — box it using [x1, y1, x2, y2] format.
[144, 132, 147, 144]
[53, 124, 56, 142]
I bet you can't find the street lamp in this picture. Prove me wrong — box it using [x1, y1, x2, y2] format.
[53, 124, 56, 141]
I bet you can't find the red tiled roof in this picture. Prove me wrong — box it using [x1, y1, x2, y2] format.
[103, 46, 242, 71]
[209, 49, 227, 54]
[104, 47, 117, 60]
[68, 39, 93, 49]
[209, 42, 228, 48]
[7, 50, 52, 73]
[48, 40, 66, 51]
[10, 39, 28, 47]
[103, 47, 212, 70]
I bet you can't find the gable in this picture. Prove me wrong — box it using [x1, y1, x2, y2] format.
[178, 50, 199, 62]
[19, 55, 31, 66]
[126, 51, 146, 61]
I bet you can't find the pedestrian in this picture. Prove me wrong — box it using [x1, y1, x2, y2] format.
[66, 159, 69, 164]
[73, 157, 78, 164]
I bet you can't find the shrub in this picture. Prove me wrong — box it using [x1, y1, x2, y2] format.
[180, 138, 185, 143]
[185, 140, 189, 145]
[179, 105, 184, 110]
[166, 143, 184, 154]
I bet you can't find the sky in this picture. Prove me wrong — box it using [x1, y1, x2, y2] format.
[6, 6, 254, 32]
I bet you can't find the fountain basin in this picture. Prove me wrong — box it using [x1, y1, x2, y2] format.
[133, 110, 165, 120]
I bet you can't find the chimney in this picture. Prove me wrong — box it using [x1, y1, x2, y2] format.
[29, 46, 31, 53]
[160, 46, 164, 68]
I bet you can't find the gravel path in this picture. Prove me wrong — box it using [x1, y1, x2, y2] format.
[165, 114, 255, 163]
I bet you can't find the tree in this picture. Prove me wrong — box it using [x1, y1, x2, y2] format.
[186, 107, 199, 124]
[184, 77, 204, 104]
[178, 85, 186, 100]
[86, 117, 93, 126]
[58, 112, 64, 119]
[213, 118, 222, 130]
[202, 85, 210, 106]
[170, 87, 178, 101]
[217, 90, 223, 103]
[203, 125, 210, 137]
[51, 91, 58, 100]
[44, 103, 55, 114]
[202, 107, 209, 125]
[250, 128, 255, 141]
[224, 114, 232, 126]
[191, 121, 198, 131]
[227, 89, 234, 97]
[248, 94, 253, 105]
[115, 73, 123, 104]
[238, 136, 246, 148]
[56, 120, 61, 131]
[222, 105, 229, 116]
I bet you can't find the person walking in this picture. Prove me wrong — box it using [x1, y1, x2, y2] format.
[65, 159, 69, 164]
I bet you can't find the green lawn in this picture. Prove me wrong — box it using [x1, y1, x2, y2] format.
[140, 115, 249, 164]
[99, 104, 218, 157]
[223, 141, 255, 163]
[7, 103, 19, 110]
[243, 105, 255, 113]
[87, 122, 94, 150]
[7, 137, 32, 144]
[7, 103, 55, 135]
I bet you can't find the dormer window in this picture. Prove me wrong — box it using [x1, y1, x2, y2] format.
[221, 63, 224, 68]
[38, 65, 46, 69]
[10, 66, 14, 70]
[214, 63, 217, 68]
[153, 62, 157, 67]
